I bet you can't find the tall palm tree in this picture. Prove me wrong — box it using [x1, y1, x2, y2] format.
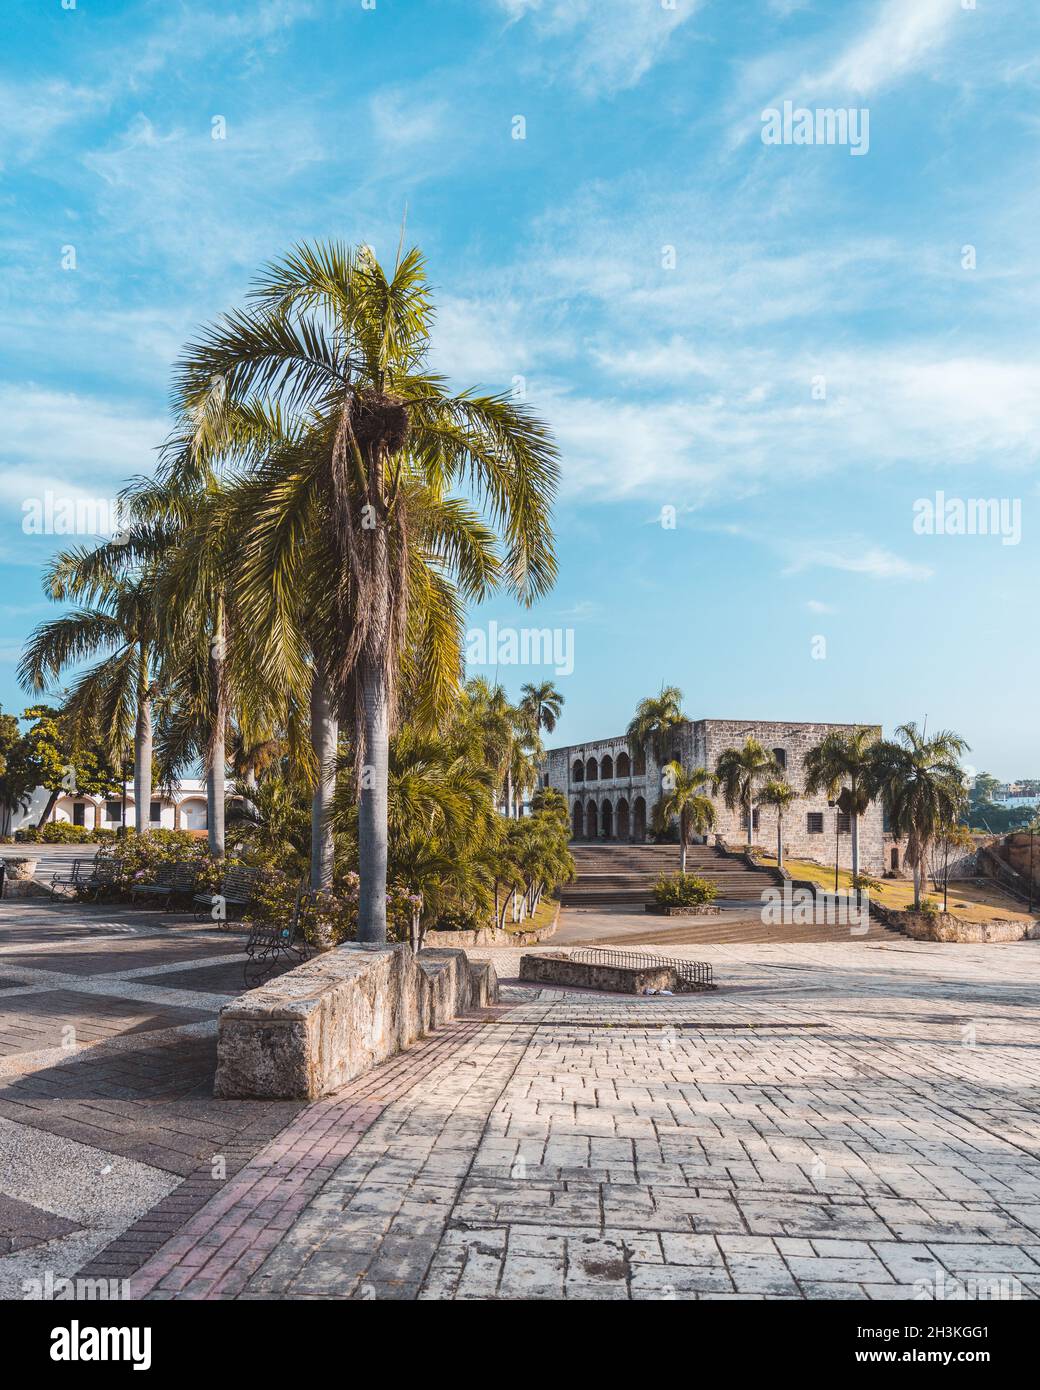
[803, 727, 878, 880]
[520, 680, 564, 735]
[652, 761, 716, 873]
[868, 722, 968, 909]
[758, 778, 796, 870]
[19, 542, 162, 836]
[171, 241, 558, 939]
[715, 737, 780, 847]
[626, 686, 685, 770]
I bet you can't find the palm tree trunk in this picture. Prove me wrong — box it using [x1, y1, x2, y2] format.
[912, 860, 922, 910]
[680, 833, 687, 875]
[746, 790, 753, 846]
[777, 814, 784, 871]
[35, 788, 60, 829]
[134, 687, 152, 836]
[851, 812, 860, 881]
[358, 659, 389, 942]
[309, 669, 338, 890]
[207, 609, 225, 858]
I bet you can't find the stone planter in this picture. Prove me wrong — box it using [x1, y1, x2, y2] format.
[644, 904, 723, 917]
[4, 857, 39, 881]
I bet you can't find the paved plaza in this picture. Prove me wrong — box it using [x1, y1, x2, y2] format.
[1, 891, 1039, 1300]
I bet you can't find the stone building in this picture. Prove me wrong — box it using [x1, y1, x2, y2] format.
[539, 718, 885, 872]
[10, 778, 212, 834]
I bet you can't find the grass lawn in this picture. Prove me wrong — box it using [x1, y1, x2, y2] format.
[504, 895, 559, 934]
[757, 854, 1036, 925]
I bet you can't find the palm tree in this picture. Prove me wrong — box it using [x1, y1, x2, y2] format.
[803, 727, 878, 880]
[869, 723, 968, 910]
[652, 761, 717, 873]
[715, 737, 780, 847]
[758, 778, 796, 870]
[19, 544, 161, 836]
[171, 242, 558, 940]
[520, 680, 564, 735]
[626, 686, 685, 770]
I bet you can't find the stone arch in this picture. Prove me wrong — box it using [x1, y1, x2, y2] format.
[601, 799, 613, 839]
[616, 751, 631, 778]
[600, 754, 613, 780]
[572, 758, 584, 782]
[633, 795, 647, 841]
[772, 747, 787, 771]
[178, 797, 208, 831]
[616, 797, 630, 840]
[585, 757, 598, 781]
[572, 801, 583, 840]
[585, 800, 598, 838]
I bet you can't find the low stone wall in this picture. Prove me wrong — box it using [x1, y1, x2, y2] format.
[427, 902, 560, 949]
[519, 951, 714, 995]
[902, 912, 1040, 944]
[214, 943, 498, 1100]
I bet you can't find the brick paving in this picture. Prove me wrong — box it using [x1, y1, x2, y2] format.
[3, 894, 1040, 1301]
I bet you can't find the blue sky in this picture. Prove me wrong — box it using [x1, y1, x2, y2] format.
[1, 0, 1037, 778]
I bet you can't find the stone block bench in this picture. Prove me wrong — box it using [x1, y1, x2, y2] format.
[214, 943, 498, 1100]
[519, 950, 715, 996]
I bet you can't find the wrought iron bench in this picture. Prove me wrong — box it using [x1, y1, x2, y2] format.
[243, 888, 313, 987]
[193, 865, 260, 925]
[49, 857, 96, 898]
[129, 860, 200, 910]
[64, 857, 120, 902]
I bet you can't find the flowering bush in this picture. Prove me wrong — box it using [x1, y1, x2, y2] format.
[651, 873, 718, 907]
[91, 830, 223, 898]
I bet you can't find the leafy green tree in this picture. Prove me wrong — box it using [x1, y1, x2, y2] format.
[626, 686, 685, 769]
[758, 777, 796, 870]
[20, 705, 122, 828]
[172, 242, 558, 940]
[868, 723, 969, 909]
[803, 727, 878, 880]
[652, 761, 717, 873]
[715, 737, 781, 847]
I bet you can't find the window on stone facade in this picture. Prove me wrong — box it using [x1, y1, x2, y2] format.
[741, 808, 761, 831]
[616, 751, 631, 778]
[837, 812, 851, 834]
[72, 802, 86, 827]
[585, 757, 598, 781]
[772, 748, 787, 770]
[572, 759, 584, 782]
[807, 812, 824, 834]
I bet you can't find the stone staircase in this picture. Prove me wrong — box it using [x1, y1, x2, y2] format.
[561, 842, 782, 907]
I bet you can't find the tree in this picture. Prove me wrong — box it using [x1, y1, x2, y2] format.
[652, 761, 716, 873]
[758, 777, 796, 870]
[0, 710, 35, 836]
[929, 820, 974, 913]
[21, 705, 122, 828]
[520, 681, 564, 735]
[803, 727, 878, 880]
[626, 686, 685, 770]
[19, 546, 162, 836]
[868, 723, 969, 910]
[173, 242, 558, 940]
[715, 737, 780, 847]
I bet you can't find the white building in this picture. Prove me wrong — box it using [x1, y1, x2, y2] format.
[10, 779, 211, 834]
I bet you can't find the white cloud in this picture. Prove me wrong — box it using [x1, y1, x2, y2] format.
[495, 0, 700, 95]
[784, 545, 933, 582]
[810, 0, 961, 97]
[369, 89, 447, 149]
[806, 599, 836, 614]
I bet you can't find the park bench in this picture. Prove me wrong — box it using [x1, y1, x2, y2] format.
[243, 888, 313, 986]
[193, 865, 260, 925]
[49, 857, 96, 898]
[129, 860, 199, 910]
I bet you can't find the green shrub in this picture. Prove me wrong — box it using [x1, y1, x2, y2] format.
[92, 830, 223, 899]
[651, 873, 718, 907]
[245, 869, 416, 947]
[431, 907, 483, 934]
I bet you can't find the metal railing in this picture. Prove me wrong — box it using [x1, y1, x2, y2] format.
[570, 947, 713, 989]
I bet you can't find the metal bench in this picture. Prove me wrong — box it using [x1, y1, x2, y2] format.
[129, 860, 199, 910]
[243, 888, 313, 987]
[193, 865, 260, 925]
[77, 858, 120, 902]
[49, 857, 96, 898]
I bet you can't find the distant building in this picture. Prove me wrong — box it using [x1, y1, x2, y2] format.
[539, 718, 886, 872]
[10, 778, 211, 834]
